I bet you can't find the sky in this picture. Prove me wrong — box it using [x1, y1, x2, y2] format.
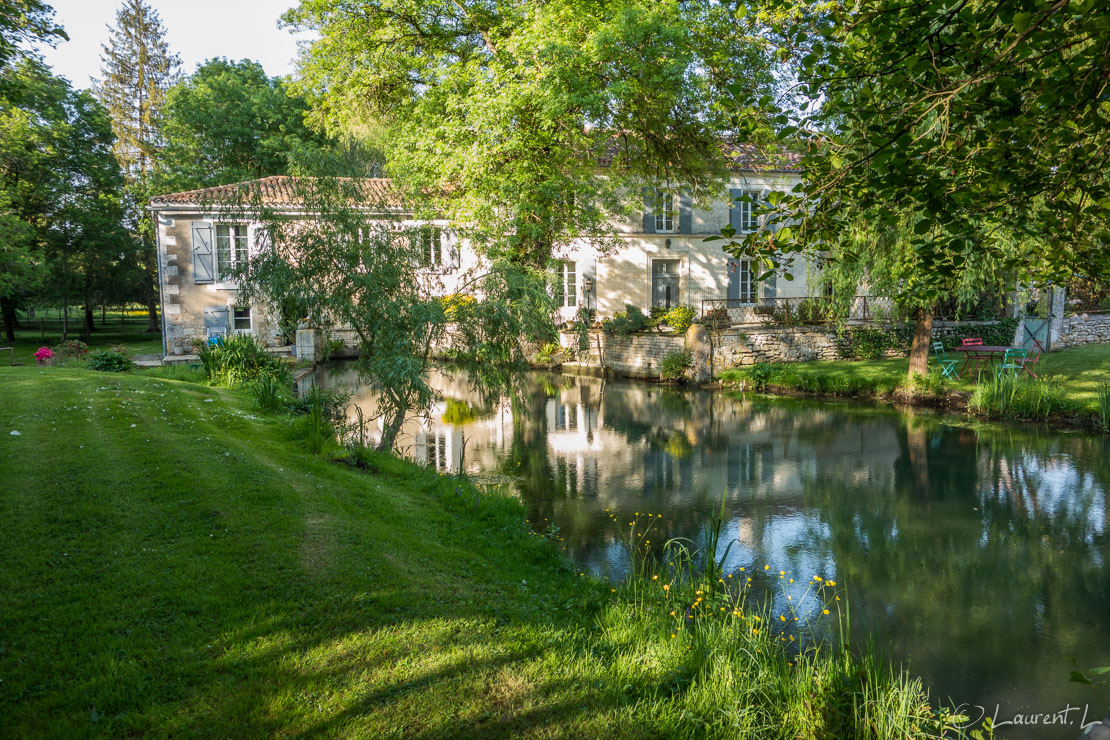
[39, 0, 315, 90]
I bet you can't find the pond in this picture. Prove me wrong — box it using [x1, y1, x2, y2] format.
[318, 363, 1110, 736]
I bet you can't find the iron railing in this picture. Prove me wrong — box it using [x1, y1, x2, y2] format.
[700, 295, 905, 327]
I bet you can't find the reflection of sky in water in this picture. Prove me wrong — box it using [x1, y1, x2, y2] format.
[321, 365, 1110, 736]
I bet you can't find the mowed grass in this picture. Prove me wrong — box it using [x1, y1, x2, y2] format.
[0, 367, 941, 738]
[2, 317, 163, 366]
[720, 343, 1110, 414]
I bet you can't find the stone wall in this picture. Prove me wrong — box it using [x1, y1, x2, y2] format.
[600, 333, 686, 378]
[1056, 313, 1110, 348]
[579, 319, 1013, 381]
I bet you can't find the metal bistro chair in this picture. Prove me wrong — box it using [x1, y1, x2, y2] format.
[996, 348, 1028, 378]
[932, 342, 959, 379]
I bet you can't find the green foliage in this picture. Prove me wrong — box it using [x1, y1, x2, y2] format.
[287, 386, 350, 426]
[250, 374, 289, 413]
[283, 0, 790, 265]
[723, 362, 904, 398]
[87, 348, 134, 372]
[535, 342, 564, 367]
[601, 304, 647, 335]
[1096, 384, 1110, 433]
[659, 349, 692, 383]
[156, 58, 365, 193]
[199, 334, 291, 386]
[664, 305, 696, 333]
[51, 339, 89, 362]
[835, 326, 914, 360]
[968, 374, 1067, 422]
[300, 385, 332, 454]
[726, 0, 1110, 316]
[0, 58, 135, 340]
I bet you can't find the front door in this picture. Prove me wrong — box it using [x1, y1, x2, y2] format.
[652, 259, 680, 309]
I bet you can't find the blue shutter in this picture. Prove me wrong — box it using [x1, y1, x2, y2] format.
[642, 190, 656, 234]
[191, 222, 214, 284]
[678, 190, 692, 234]
[203, 305, 229, 339]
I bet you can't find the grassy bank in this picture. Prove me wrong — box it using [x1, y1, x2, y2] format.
[0, 366, 951, 737]
[718, 344, 1110, 427]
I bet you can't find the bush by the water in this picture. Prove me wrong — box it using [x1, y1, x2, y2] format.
[87, 348, 134, 372]
[660, 349, 692, 383]
[725, 362, 902, 396]
[200, 334, 291, 386]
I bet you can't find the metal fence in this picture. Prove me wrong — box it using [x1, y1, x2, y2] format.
[700, 295, 906, 327]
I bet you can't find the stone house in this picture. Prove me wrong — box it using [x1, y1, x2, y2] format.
[149, 153, 808, 356]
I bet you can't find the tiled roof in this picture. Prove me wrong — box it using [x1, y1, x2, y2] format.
[149, 176, 402, 209]
[594, 138, 804, 172]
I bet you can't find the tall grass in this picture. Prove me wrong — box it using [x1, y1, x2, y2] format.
[600, 503, 958, 738]
[302, 385, 331, 454]
[968, 373, 1065, 421]
[1098, 383, 1110, 432]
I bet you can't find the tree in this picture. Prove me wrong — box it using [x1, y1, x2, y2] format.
[96, 0, 180, 332]
[227, 178, 556, 451]
[157, 58, 359, 193]
[0, 0, 66, 71]
[0, 58, 131, 341]
[282, 0, 792, 267]
[725, 0, 1110, 379]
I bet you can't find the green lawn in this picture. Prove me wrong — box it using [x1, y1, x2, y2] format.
[2, 317, 163, 366]
[719, 343, 1110, 415]
[0, 366, 939, 737]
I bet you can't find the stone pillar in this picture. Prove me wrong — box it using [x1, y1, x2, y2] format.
[1048, 285, 1066, 349]
[685, 323, 712, 383]
[295, 328, 321, 363]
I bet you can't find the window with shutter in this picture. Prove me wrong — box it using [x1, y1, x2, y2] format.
[554, 261, 577, 308]
[654, 192, 676, 233]
[215, 224, 248, 280]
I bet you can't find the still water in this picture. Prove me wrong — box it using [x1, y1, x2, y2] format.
[319, 363, 1110, 735]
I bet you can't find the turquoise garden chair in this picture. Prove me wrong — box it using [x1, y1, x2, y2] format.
[932, 342, 959, 379]
[996, 348, 1028, 378]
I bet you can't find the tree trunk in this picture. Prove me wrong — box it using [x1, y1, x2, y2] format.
[84, 304, 96, 334]
[145, 294, 159, 333]
[907, 307, 934, 380]
[0, 297, 16, 342]
[376, 408, 407, 453]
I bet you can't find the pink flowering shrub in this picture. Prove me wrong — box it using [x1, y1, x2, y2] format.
[33, 347, 54, 365]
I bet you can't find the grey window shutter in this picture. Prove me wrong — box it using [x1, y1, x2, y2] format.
[642, 191, 656, 234]
[448, 231, 461, 268]
[729, 189, 744, 232]
[203, 305, 229, 336]
[191, 222, 214, 284]
[678, 191, 692, 234]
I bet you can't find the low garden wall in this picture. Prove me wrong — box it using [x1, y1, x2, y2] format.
[1056, 313, 1110, 348]
[566, 319, 1016, 381]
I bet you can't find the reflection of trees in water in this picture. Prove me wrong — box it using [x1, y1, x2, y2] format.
[803, 418, 1110, 713]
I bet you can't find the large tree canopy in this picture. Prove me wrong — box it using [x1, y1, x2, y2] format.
[283, 0, 795, 265]
[740, 0, 1110, 292]
[157, 58, 351, 192]
[0, 58, 132, 339]
[0, 0, 66, 70]
[724, 0, 1110, 377]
